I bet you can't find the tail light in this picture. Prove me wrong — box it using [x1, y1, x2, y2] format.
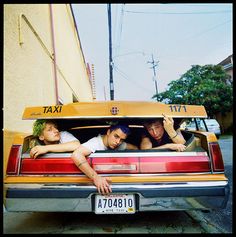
[91, 153, 210, 174]
[139, 154, 210, 173]
[93, 164, 137, 173]
[209, 142, 224, 172]
[92, 157, 139, 173]
[20, 154, 89, 174]
[6, 145, 21, 175]
[20, 158, 83, 174]
[17, 152, 211, 175]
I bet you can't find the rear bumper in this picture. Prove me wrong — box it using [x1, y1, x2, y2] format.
[4, 181, 230, 212]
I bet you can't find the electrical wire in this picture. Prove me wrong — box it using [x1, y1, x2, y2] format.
[113, 65, 154, 94]
[113, 4, 125, 59]
[124, 10, 231, 15]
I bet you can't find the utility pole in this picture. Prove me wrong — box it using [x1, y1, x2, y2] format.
[108, 4, 114, 100]
[147, 54, 159, 100]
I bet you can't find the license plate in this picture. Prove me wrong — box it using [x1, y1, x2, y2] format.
[95, 194, 135, 214]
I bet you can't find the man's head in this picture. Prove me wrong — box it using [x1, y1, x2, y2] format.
[143, 119, 165, 141]
[33, 119, 60, 144]
[106, 124, 130, 149]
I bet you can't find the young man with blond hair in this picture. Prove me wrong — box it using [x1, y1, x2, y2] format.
[30, 119, 80, 158]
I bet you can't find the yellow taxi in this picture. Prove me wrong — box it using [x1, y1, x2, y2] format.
[4, 101, 229, 214]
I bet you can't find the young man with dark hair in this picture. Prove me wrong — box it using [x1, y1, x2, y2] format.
[30, 119, 80, 159]
[71, 124, 138, 195]
[140, 114, 186, 152]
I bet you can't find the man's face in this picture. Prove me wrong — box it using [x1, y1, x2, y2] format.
[107, 128, 127, 149]
[145, 121, 165, 141]
[39, 122, 60, 144]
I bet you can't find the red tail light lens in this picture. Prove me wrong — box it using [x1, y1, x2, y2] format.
[92, 157, 139, 173]
[20, 158, 85, 174]
[139, 154, 210, 173]
[20, 153, 89, 174]
[94, 164, 137, 172]
[209, 142, 224, 172]
[6, 145, 21, 175]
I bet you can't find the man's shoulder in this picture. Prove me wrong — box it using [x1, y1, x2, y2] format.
[117, 142, 127, 150]
[60, 131, 72, 135]
[59, 131, 78, 143]
[82, 134, 101, 145]
[82, 134, 104, 153]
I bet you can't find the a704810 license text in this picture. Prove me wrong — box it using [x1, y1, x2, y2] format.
[95, 194, 135, 214]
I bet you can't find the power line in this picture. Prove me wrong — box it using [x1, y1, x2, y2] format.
[107, 4, 125, 100]
[113, 51, 145, 60]
[147, 54, 159, 100]
[114, 4, 125, 58]
[113, 65, 153, 94]
[125, 10, 231, 15]
[107, 4, 114, 100]
[185, 19, 232, 40]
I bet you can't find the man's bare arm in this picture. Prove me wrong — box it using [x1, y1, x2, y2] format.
[126, 143, 138, 150]
[71, 146, 112, 195]
[152, 143, 186, 151]
[140, 136, 186, 151]
[140, 137, 152, 149]
[30, 140, 81, 158]
[169, 129, 186, 144]
[162, 114, 186, 144]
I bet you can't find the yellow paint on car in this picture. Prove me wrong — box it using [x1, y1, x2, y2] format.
[22, 101, 208, 119]
[4, 174, 227, 184]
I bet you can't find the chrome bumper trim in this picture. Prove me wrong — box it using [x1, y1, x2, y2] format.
[5, 181, 229, 212]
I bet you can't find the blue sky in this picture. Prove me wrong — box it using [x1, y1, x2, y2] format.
[72, 3, 232, 101]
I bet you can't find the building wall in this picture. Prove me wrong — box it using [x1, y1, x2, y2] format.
[3, 4, 93, 172]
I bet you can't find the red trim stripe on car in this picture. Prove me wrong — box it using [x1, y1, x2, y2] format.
[19, 152, 210, 174]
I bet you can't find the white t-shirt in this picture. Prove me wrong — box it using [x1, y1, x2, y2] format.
[82, 134, 127, 153]
[59, 131, 78, 143]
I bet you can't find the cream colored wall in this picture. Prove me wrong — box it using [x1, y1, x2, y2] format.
[52, 4, 93, 103]
[4, 4, 55, 133]
[3, 4, 93, 172]
[4, 4, 93, 133]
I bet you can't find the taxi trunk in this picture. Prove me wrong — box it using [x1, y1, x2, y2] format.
[4, 101, 230, 214]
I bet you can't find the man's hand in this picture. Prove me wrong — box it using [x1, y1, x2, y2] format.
[168, 143, 186, 152]
[93, 175, 112, 195]
[162, 114, 175, 134]
[71, 146, 112, 195]
[30, 145, 48, 159]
